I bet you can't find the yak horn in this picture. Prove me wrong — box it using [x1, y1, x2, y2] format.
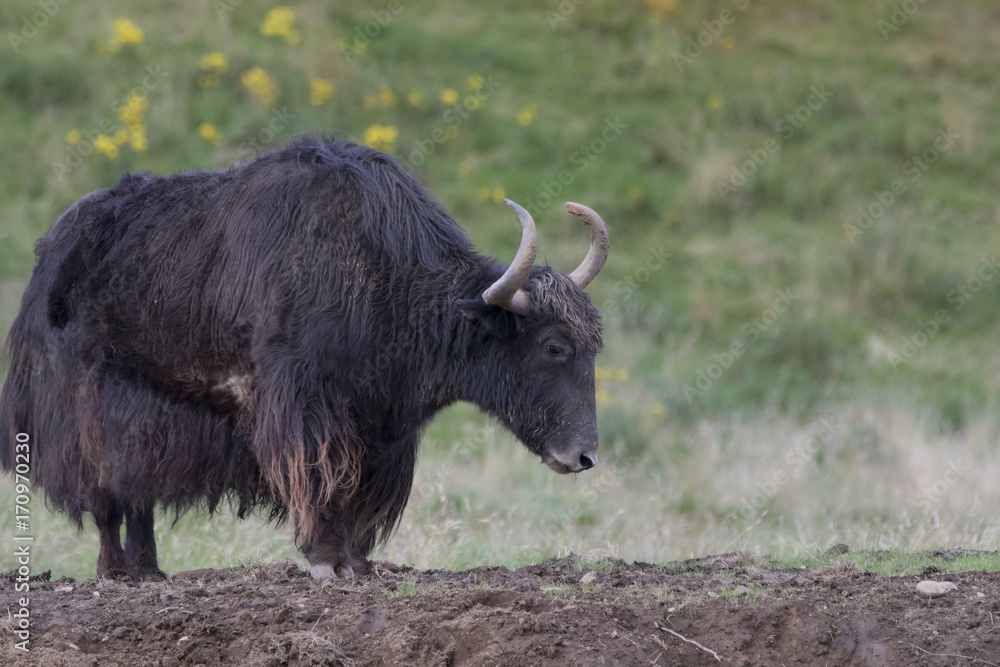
[565, 202, 610, 289]
[482, 198, 536, 316]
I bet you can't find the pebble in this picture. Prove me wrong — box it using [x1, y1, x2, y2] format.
[580, 572, 598, 584]
[916, 581, 957, 599]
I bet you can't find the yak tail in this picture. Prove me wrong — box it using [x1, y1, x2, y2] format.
[0, 246, 83, 472]
[1, 195, 93, 471]
[0, 327, 31, 472]
[247, 380, 363, 545]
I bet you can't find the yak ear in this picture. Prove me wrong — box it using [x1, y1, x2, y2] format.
[455, 298, 520, 338]
[455, 297, 495, 320]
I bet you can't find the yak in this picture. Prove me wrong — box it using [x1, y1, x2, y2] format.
[0, 136, 609, 580]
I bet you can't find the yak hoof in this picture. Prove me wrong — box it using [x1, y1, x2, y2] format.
[310, 563, 354, 580]
[131, 567, 168, 582]
[97, 566, 130, 580]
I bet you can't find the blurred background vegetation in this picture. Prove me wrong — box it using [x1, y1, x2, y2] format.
[1, 0, 999, 579]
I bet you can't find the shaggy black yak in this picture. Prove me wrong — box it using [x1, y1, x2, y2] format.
[0, 137, 609, 579]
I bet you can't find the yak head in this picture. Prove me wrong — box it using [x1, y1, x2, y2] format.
[457, 200, 609, 475]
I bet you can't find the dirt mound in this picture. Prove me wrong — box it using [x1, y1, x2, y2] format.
[3, 553, 999, 666]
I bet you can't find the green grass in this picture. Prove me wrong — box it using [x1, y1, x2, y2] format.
[781, 549, 1000, 576]
[2, 1, 1000, 577]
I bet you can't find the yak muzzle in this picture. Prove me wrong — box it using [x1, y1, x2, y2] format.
[544, 447, 598, 474]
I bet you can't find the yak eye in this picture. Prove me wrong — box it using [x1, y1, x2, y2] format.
[545, 343, 568, 358]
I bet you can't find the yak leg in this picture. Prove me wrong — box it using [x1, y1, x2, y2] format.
[305, 435, 418, 580]
[302, 515, 355, 580]
[124, 504, 167, 580]
[93, 494, 128, 578]
[345, 435, 419, 577]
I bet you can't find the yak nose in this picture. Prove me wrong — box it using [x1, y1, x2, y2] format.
[547, 447, 598, 474]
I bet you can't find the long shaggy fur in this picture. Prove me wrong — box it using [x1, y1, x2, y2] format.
[0, 136, 603, 574]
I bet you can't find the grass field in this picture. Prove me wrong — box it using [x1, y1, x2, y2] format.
[1, 0, 999, 580]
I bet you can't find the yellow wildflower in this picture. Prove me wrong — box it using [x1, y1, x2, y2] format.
[627, 186, 647, 211]
[440, 88, 458, 105]
[596, 367, 630, 382]
[378, 86, 396, 108]
[110, 18, 144, 49]
[490, 187, 506, 204]
[66, 130, 81, 145]
[407, 89, 423, 107]
[112, 129, 130, 145]
[476, 186, 491, 201]
[649, 402, 664, 417]
[128, 125, 148, 152]
[199, 52, 228, 73]
[646, 0, 679, 19]
[198, 74, 220, 88]
[722, 36, 736, 52]
[362, 92, 378, 108]
[363, 124, 398, 152]
[260, 6, 300, 45]
[94, 134, 119, 159]
[466, 74, 484, 91]
[118, 94, 148, 126]
[706, 94, 724, 110]
[310, 79, 335, 106]
[595, 390, 614, 405]
[517, 103, 538, 127]
[199, 123, 223, 146]
[241, 67, 276, 107]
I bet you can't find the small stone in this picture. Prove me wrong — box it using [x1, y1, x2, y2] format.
[916, 581, 957, 599]
[580, 572, 598, 584]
